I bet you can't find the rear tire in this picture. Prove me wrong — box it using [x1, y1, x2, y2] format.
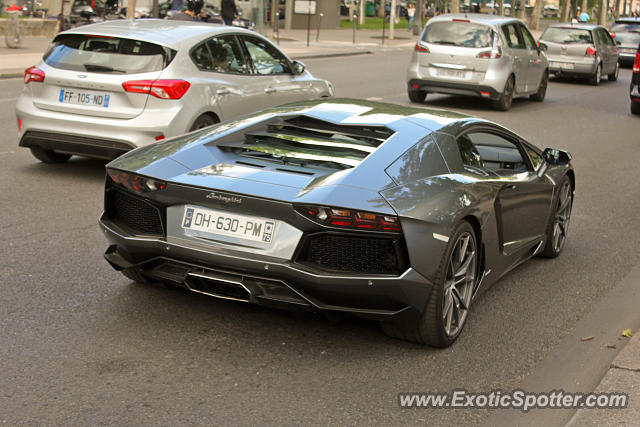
[608, 61, 619, 81]
[29, 146, 71, 163]
[589, 64, 601, 86]
[530, 70, 548, 102]
[492, 76, 514, 111]
[381, 221, 479, 347]
[408, 89, 427, 103]
[631, 101, 640, 115]
[189, 114, 218, 132]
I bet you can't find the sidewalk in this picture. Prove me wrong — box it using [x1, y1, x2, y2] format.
[0, 27, 418, 78]
[567, 332, 640, 425]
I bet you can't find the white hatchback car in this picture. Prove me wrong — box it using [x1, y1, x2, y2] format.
[16, 19, 334, 163]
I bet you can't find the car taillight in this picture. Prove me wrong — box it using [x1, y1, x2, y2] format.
[477, 49, 501, 59]
[585, 45, 598, 56]
[24, 66, 45, 84]
[17, 117, 22, 132]
[633, 52, 640, 73]
[414, 43, 429, 53]
[107, 169, 166, 193]
[296, 205, 402, 232]
[122, 79, 191, 99]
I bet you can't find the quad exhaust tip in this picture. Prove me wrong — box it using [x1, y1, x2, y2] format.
[185, 271, 251, 303]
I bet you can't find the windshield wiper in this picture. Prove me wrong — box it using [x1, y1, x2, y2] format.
[431, 40, 460, 46]
[83, 64, 126, 73]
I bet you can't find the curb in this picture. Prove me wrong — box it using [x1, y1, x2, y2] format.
[291, 50, 373, 60]
[0, 71, 23, 79]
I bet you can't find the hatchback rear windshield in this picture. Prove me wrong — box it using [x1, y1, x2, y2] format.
[422, 21, 493, 48]
[614, 32, 640, 43]
[43, 34, 176, 74]
[541, 27, 593, 44]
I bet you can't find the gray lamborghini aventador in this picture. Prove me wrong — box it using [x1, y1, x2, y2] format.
[99, 99, 575, 347]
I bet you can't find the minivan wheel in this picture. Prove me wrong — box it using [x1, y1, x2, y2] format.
[29, 146, 71, 163]
[408, 89, 427, 103]
[492, 76, 514, 111]
[589, 64, 601, 86]
[608, 62, 619, 81]
[530, 71, 548, 102]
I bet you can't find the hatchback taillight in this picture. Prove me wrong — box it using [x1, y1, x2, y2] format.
[296, 205, 402, 232]
[122, 79, 191, 99]
[414, 43, 429, 53]
[24, 66, 45, 84]
[585, 45, 598, 56]
[633, 52, 640, 73]
[477, 49, 502, 59]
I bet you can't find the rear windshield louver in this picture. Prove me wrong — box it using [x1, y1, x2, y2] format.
[283, 116, 394, 142]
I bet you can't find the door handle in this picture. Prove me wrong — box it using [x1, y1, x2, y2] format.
[264, 87, 277, 94]
[216, 88, 230, 95]
[505, 184, 518, 190]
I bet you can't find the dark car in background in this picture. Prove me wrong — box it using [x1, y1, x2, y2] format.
[610, 17, 640, 66]
[631, 41, 640, 114]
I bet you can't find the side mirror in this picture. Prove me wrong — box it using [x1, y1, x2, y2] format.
[616, 40, 622, 46]
[291, 60, 306, 75]
[543, 148, 571, 166]
[538, 41, 548, 52]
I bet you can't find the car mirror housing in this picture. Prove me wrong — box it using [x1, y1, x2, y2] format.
[538, 41, 548, 52]
[292, 60, 306, 75]
[543, 148, 571, 165]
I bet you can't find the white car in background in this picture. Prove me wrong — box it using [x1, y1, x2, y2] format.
[16, 19, 333, 163]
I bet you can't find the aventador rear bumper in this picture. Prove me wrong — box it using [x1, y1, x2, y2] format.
[99, 215, 434, 323]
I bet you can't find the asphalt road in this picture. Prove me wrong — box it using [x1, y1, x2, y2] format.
[1, 50, 639, 425]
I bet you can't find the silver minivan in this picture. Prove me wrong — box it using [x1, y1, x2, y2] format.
[407, 14, 549, 111]
[539, 23, 619, 85]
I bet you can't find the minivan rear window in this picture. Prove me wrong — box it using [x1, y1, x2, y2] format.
[541, 27, 593, 44]
[43, 34, 176, 74]
[422, 21, 493, 48]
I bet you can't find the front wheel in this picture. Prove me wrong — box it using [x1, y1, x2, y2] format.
[492, 76, 514, 111]
[381, 221, 479, 347]
[631, 101, 640, 115]
[530, 71, 548, 102]
[589, 64, 601, 86]
[540, 176, 573, 258]
[608, 61, 619, 81]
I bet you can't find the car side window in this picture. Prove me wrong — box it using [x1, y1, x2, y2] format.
[190, 42, 214, 71]
[241, 36, 291, 75]
[502, 24, 524, 49]
[457, 134, 484, 168]
[462, 131, 528, 176]
[600, 29, 614, 46]
[520, 25, 537, 50]
[206, 36, 249, 74]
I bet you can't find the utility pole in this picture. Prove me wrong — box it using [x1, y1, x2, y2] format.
[257, 0, 265, 34]
[389, 0, 395, 40]
[413, 0, 422, 36]
[359, 0, 365, 25]
[127, 0, 136, 18]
